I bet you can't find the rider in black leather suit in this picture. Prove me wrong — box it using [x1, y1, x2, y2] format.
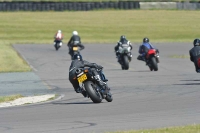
[67, 31, 85, 58]
[189, 38, 200, 73]
[69, 54, 108, 97]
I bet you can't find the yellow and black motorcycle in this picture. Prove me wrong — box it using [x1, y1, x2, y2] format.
[73, 68, 113, 103]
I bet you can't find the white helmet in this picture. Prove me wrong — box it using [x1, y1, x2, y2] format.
[73, 31, 78, 35]
[58, 30, 61, 33]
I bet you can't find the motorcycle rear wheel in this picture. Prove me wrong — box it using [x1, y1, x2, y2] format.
[84, 81, 102, 103]
[55, 43, 60, 51]
[150, 57, 158, 71]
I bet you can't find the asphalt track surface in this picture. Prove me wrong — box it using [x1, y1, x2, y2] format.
[0, 43, 200, 133]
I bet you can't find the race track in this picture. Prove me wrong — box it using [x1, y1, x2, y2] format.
[0, 43, 200, 133]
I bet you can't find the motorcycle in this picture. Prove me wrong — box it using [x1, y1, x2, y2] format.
[146, 49, 159, 71]
[72, 46, 80, 56]
[74, 68, 113, 103]
[69, 41, 84, 60]
[71, 46, 83, 60]
[118, 44, 132, 70]
[54, 40, 62, 51]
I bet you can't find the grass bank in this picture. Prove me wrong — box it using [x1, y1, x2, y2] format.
[0, 10, 200, 72]
[0, 94, 23, 103]
[109, 124, 200, 133]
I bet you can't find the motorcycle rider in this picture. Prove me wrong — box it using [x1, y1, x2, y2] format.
[114, 35, 133, 64]
[189, 38, 200, 73]
[137, 37, 159, 62]
[54, 30, 63, 48]
[69, 54, 108, 97]
[67, 31, 85, 59]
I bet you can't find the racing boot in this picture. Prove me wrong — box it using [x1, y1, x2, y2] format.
[128, 53, 132, 62]
[196, 69, 200, 73]
[81, 90, 88, 98]
[117, 56, 122, 65]
[137, 55, 142, 61]
[75, 87, 82, 93]
[94, 75, 109, 94]
[75, 87, 88, 97]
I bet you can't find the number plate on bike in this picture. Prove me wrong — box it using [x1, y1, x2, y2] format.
[77, 74, 87, 83]
[73, 47, 78, 51]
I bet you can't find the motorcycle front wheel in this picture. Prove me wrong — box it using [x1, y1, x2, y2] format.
[123, 55, 129, 70]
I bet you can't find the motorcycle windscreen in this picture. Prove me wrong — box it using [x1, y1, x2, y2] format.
[119, 46, 131, 54]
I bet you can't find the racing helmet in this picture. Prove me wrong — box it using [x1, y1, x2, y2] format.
[120, 35, 127, 43]
[193, 38, 200, 46]
[73, 31, 78, 35]
[143, 37, 149, 43]
[73, 54, 82, 61]
[120, 35, 126, 40]
[58, 30, 61, 33]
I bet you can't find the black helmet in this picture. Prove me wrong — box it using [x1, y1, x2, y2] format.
[120, 35, 126, 41]
[73, 54, 82, 61]
[143, 37, 149, 43]
[193, 38, 200, 46]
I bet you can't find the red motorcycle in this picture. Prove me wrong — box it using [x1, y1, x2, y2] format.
[146, 49, 159, 71]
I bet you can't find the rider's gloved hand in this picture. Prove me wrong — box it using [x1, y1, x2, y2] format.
[94, 63, 103, 69]
[115, 51, 120, 56]
[98, 65, 103, 69]
[156, 49, 159, 53]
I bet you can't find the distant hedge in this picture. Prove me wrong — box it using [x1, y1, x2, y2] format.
[0, 1, 140, 11]
[0, 0, 200, 2]
[0, 1, 200, 11]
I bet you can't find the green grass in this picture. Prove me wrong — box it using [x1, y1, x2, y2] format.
[47, 94, 57, 100]
[0, 44, 31, 72]
[0, 10, 200, 72]
[109, 124, 200, 133]
[0, 94, 23, 103]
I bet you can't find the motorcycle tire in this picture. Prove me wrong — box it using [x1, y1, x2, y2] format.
[55, 43, 60, 51]
[121, 65, 125, 70]
[123, 55, 129, 70]
[105, 91, 113, 102]
[84, 81, 102, 103]
[150, 57, 158, 71]
[149, 66, 153, 71]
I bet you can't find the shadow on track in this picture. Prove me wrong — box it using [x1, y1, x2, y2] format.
[52, 98, 95, 105]
[132, 70, 150, 72]
[52, 102, 94, 105]
[174, 83, 200, 85]
[174, 79, 200, 85]
[180, 80, 200, 81]
[105, 68, 122, 71]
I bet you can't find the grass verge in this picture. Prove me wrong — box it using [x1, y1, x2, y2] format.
[0, 94, 23, 103]
[109, 124, 200, 133]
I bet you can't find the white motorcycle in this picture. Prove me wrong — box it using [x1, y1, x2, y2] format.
[118, 44, 132, 70]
